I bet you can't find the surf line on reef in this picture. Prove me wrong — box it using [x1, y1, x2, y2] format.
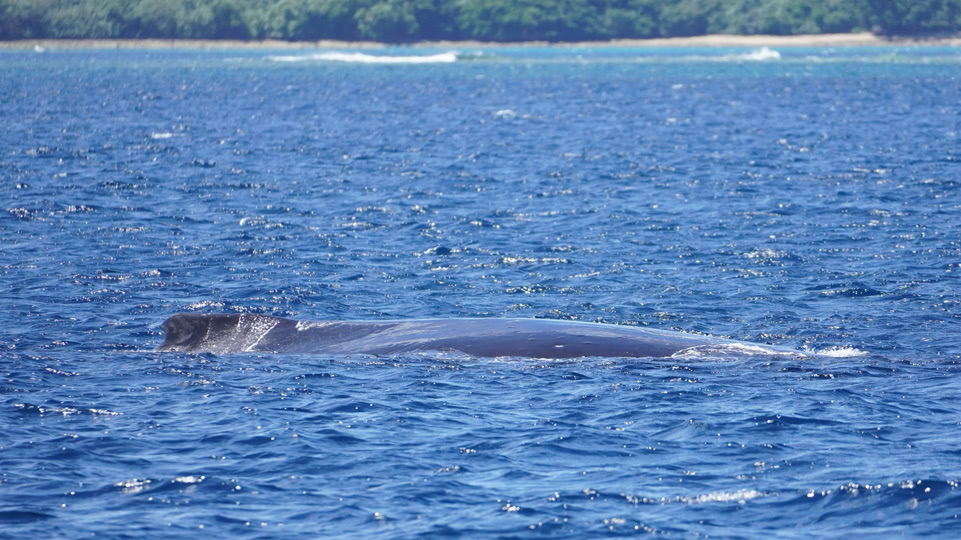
[158, 313, 799, 359]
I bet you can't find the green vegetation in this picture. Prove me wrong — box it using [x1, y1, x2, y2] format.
[2, 0, 960, 42]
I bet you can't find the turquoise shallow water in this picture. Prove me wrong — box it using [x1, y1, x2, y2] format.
[1, 45, 960, 538]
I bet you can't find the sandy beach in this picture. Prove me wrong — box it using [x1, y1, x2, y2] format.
[2, 32, 961, 50]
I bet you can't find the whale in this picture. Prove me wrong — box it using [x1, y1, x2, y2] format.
[157, 313, 785, 359]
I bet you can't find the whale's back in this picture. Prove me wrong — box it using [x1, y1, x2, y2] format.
[156, 313, 766, 358]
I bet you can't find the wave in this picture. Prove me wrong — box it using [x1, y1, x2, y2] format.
[813, 346, 869, 358]
[673, 342, 871, 359]
[677, 488, 769, 504]
[623, 478, 961, 511]
[267, 51, 459, 64]
[671, 342, 805, 359]
[13, 402, 123, 417]
[659, 47, 782, 63]
[735, 47, 781, 61]
[257, 48, 961, 67]
[525, 48, 784, 64]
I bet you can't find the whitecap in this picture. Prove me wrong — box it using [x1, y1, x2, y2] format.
[115, 478, 151, 495]
[172, 475, 205, 484]
[672, 342, 804, 359]
[14, 403, 123, 416]
[679, 489, 768, 504]
[268, 51, 458, 64]
[150, 132, 174, 139]
[814, 346, 869, 358]
[743, 248, 785, 260]
[624, 48, 781, 64]
[738, 47, 781, 61]
[185, 300, 225, 311]
[238, 215, 265, 226]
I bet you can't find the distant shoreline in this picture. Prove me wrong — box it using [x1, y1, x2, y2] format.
[3, 32, 961, 50]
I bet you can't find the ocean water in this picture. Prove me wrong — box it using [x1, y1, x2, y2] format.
[1, 45, 960, 538]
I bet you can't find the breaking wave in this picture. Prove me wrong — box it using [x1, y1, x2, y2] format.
[267, 51, 459, 64]
[736, 47, 782, 61]
[672, 342, 805, 359]
[813, 346, 869, 358]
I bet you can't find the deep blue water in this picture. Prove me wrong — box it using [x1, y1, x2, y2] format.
[2, 45, 960, 538]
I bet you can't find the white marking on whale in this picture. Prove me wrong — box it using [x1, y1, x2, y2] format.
[158, 313, 797, 359]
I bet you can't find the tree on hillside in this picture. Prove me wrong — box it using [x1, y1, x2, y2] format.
[0, 0, 959, 42]
[867, 0, 961, 34]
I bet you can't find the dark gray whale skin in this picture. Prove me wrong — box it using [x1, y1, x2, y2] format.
[158, 313, 763, 358]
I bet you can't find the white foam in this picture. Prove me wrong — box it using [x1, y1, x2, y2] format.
[185, 300, 224, 311]
[738, 47, 781, 61]
[672, 342, 803, 359]
[14, 403, 122, 416]
[680, 489, 768, 504]
[172, 475, 205, 484]
[150, 132, 174, 139]
[268, 52, 458, 64]
[115, 478, 151, 494]
[815, 346, 869, 358]
[654, 48, 781, 63]
[743, 248, 785, 260]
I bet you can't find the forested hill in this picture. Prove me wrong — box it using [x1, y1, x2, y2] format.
[2, 0, 960, 43]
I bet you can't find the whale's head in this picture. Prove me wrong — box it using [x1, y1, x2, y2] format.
[158, 313, 213, 352]
[158, 313, 282, 354]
